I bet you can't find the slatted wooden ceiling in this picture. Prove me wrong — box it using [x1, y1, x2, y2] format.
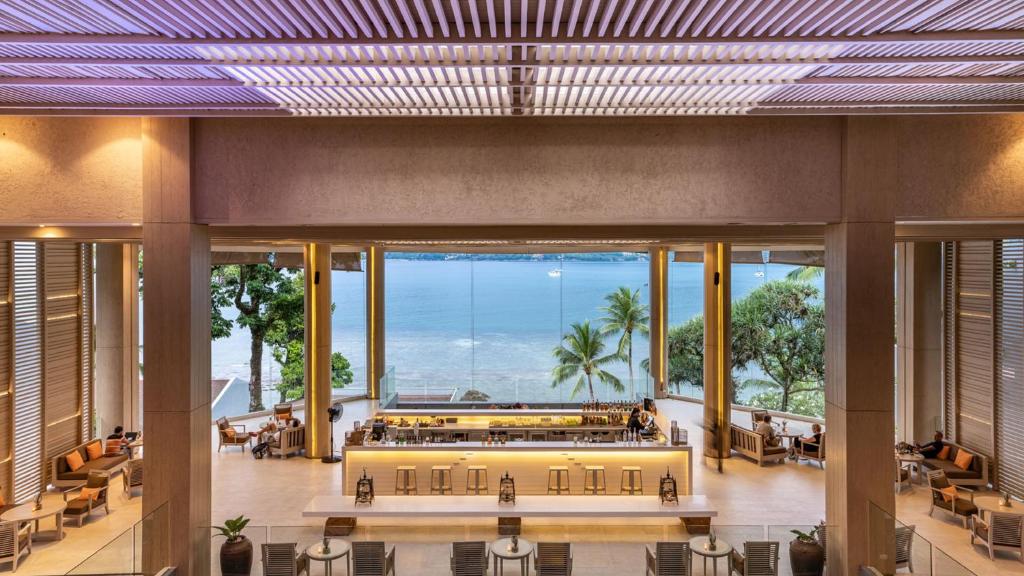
[0, 0, 1022, 116]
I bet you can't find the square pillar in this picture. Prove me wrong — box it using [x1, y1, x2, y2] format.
[703, 243, 731, 460]
[304, 242, 332, 459]
[366, 246, 385, 400]
[141, 118, 211, 576]
[649, 247, 669, 399]
[825, 117, 897, 576]
[95, 242, 140, 436]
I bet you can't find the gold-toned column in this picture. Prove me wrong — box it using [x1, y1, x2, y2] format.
[703, 242, 731, 460]
[304, 243, 332, 459]
[649, 247, 669, 399]
[141, 117, 210, 576]
[95, 242, 140, 436]
[366, 246, 386, 400]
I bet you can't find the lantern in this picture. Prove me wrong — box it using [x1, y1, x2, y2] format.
[499, 471, 516, 504]
[659, 468, 678, 505]
[355, 468, 375, 505]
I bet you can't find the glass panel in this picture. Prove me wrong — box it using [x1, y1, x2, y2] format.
[330, 251, 367, 399]
[667, 249, 704, 401]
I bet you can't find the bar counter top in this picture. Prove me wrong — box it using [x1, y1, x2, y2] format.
[345, 441, 687, 451]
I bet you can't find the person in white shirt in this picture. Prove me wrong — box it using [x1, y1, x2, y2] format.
[755, 414, 780, 447]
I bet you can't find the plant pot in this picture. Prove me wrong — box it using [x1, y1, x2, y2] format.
[789, 539, 825, 576]
[220, 536, 253, 576]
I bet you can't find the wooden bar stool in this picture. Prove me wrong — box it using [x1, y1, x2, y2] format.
[430, 465, 453, 495]
[620, 466, 643, 495]
[466, 465, 489, 494]
[583, 465, 607, 494]
[395, 465, 418, 495]
[548, 465, 570, 494]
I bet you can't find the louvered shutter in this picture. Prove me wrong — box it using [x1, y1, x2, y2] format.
[12, 242, 43, 503]
[80, 244, 93, 441]
[954, 241, 995, 458]
[0, 242, 11, 504]
[996, 239, 1024, 494]
[942, 241, 957, 439]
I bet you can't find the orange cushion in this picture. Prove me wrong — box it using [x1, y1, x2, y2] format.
[65, 450, 85, 472]
[954, 450, 974, 471]
[224, 428, 236, 438]
[937, 446, 951, 460]
[85, 441, 103, 461]
[80, 487, 102, 501]
[939, 486, 958, 503]
[0, 491, 5, 507]
[104, 438, 123, 456]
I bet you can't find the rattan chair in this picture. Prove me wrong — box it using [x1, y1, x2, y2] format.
[971, 511, 1024, 562]
[123, 458, 143, 499]
[450, 541, 488, 576]
[894, 524, 915, 572]
[261, 542, 308, 576]
[216, 417, 251, 453]
[62, 470, 111, 526]
[0, 519, 31, 572]
[926, 469, 977, 528]
[352, 541, 396, 576]
[645, 541, 690, 576]
[534, 542, 572, 576]
[730, 541, 779, 576]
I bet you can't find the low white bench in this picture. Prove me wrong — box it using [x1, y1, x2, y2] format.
[304, 494, 717, 535]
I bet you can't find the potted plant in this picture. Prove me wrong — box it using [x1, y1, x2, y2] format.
[215, 515, 253, 576]
[789, 527, 825, 576]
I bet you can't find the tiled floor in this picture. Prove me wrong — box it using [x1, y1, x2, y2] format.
[13, 398, 1015, 576]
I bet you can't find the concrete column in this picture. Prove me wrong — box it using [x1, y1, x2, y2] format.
[703, 243, 731, 460]
[649, 247, 669, 400]
[896, 242, 943, 443]
[825, 117, 897, 576]
[304, 243, 332, 459]
[366, 246, 385, 400]
[141, 118, 211, 576]
[95, 243, 140, 436]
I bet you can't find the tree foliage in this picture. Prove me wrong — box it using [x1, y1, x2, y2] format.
[551, 320, 624, 402]
[599, 286, 649, 398]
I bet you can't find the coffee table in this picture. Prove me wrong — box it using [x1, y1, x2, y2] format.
[492, 537, 533, 576]
[0, 499, 67, 542]
[306, 539, 351, 576]
[974, 496, 1024, 520]
[689, 535, 732, 575]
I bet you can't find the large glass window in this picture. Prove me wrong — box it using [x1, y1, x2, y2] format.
[331, 250, 367, 399]
[384, 252, 649, 405]
[667, 248, 705, 400]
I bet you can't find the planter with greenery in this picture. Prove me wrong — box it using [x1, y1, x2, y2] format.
[215, 515, 253, 576]
[789, 527, 825, 576]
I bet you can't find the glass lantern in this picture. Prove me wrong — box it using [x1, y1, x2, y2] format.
[355, 468, 375, 505]
[499, 471, 516, 504]
[659, 468, 678, 505]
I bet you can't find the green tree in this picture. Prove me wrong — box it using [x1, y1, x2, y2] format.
[551, 320, 624, 402]
[666, 316, 705, 390]
[599, 286, 649, 399]
[785, 266, 824, 283]
[211, 264, 302, 412]
[732, 280, 824, 414]
[331, 353, 353, 387]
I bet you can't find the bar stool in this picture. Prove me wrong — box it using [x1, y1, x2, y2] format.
[395, 465, 418, 495]
[430, 465, 453, 495]
[466, 465, 489, 494]
[583, 465, 607, 494]
[548, 465, 570, 495]
[620, 466, 643, 495]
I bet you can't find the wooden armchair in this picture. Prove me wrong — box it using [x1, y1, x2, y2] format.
[926, 469, 977, 528]
[62, 470, 111, 527]
[269, 426, 306, 459]
[894, 525, 915, 572]
[730, 541, 779, 576]
[895, 460, 912, 493]
[645, 541, 690, 576]
[273, 403, 294, 424]
[352, 541, 396, 576]
[971, 511, 1024, 562]
[750, 410, 769, 430]
[216, 417, 250, 453]
[450, 541, 488, 576]
[0, 519, 31, 572]
[797, 433, 825, 468]
[535, 542, 572, 576]
[122, 458, 143, 499]
[261, 542, 308, 576]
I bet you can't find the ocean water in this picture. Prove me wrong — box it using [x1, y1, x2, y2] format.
[210, 256, 823, 406]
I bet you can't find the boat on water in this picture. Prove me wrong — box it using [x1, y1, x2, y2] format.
[548, 269, 562, 278]
[754, 271, 765, 278]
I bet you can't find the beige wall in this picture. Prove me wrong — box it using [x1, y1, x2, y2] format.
[0, 117, 142, 224]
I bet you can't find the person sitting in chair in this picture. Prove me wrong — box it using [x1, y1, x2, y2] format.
[788, 423, 823, 459]
[916, 431, 946, 458]
[755, 414, 781, 447]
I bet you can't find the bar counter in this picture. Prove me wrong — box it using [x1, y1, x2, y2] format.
[343, 441, 692, 496]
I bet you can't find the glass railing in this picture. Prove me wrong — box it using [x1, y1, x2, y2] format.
[866, 501, 977, 576]
[379, 365, 397, 408]
[63, 503, 168, 576]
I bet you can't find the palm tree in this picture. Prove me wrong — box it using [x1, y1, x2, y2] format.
[551, 321, 624, 402]
[785, 266, 824, 283]
[599, 286, 650, 400]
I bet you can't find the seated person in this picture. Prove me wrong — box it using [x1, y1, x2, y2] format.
[106, 426, 131, 455]
[916, 431, 946, 458]
[755, 414, 781, 447]
[788, 423, 823, 459]
[256, 421, 279, 444]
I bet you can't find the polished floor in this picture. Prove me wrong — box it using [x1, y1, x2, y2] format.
[12, 398, 1019, 575]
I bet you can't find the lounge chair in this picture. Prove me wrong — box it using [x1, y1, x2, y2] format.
[0, 518, 31, 572]
[926, 469, 977, 528]
[450, 541, 488, 576]
[261, 542, 308, 576]
[796, 433, 825, 468]
[62, 470, 111, 526]
[730, 541, 779, 576]
[730, 425, 787, 466]
[895, 460, 912, 493]
[535, 542, 572, 576]
[895, 525, 915, 572]
[216, 417, 251, 453]
[352, 541, 396, 576]
[123, 458, 143, 499]
[970, 511, 1024, 562]
[645, 541, 690, 575]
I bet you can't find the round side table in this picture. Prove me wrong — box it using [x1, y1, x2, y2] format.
[689, 535, 732, 576]
[491, 537, 533, 576]
[306, 539, 351, 576]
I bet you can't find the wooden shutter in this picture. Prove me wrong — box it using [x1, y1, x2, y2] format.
[0, 242, 11, 504]
[954, 240, 995, 458]
[942, 241, 957, 439]
[996, 239, 1024, 493]
[12, 242, 43, 503]
[80, 244, 93, 441]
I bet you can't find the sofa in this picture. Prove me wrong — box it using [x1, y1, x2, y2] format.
[920, 441, 989, 486]
[268, 425, 306, 459]
[50, 439, 128, 488]
[730, 424, 788, 466]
